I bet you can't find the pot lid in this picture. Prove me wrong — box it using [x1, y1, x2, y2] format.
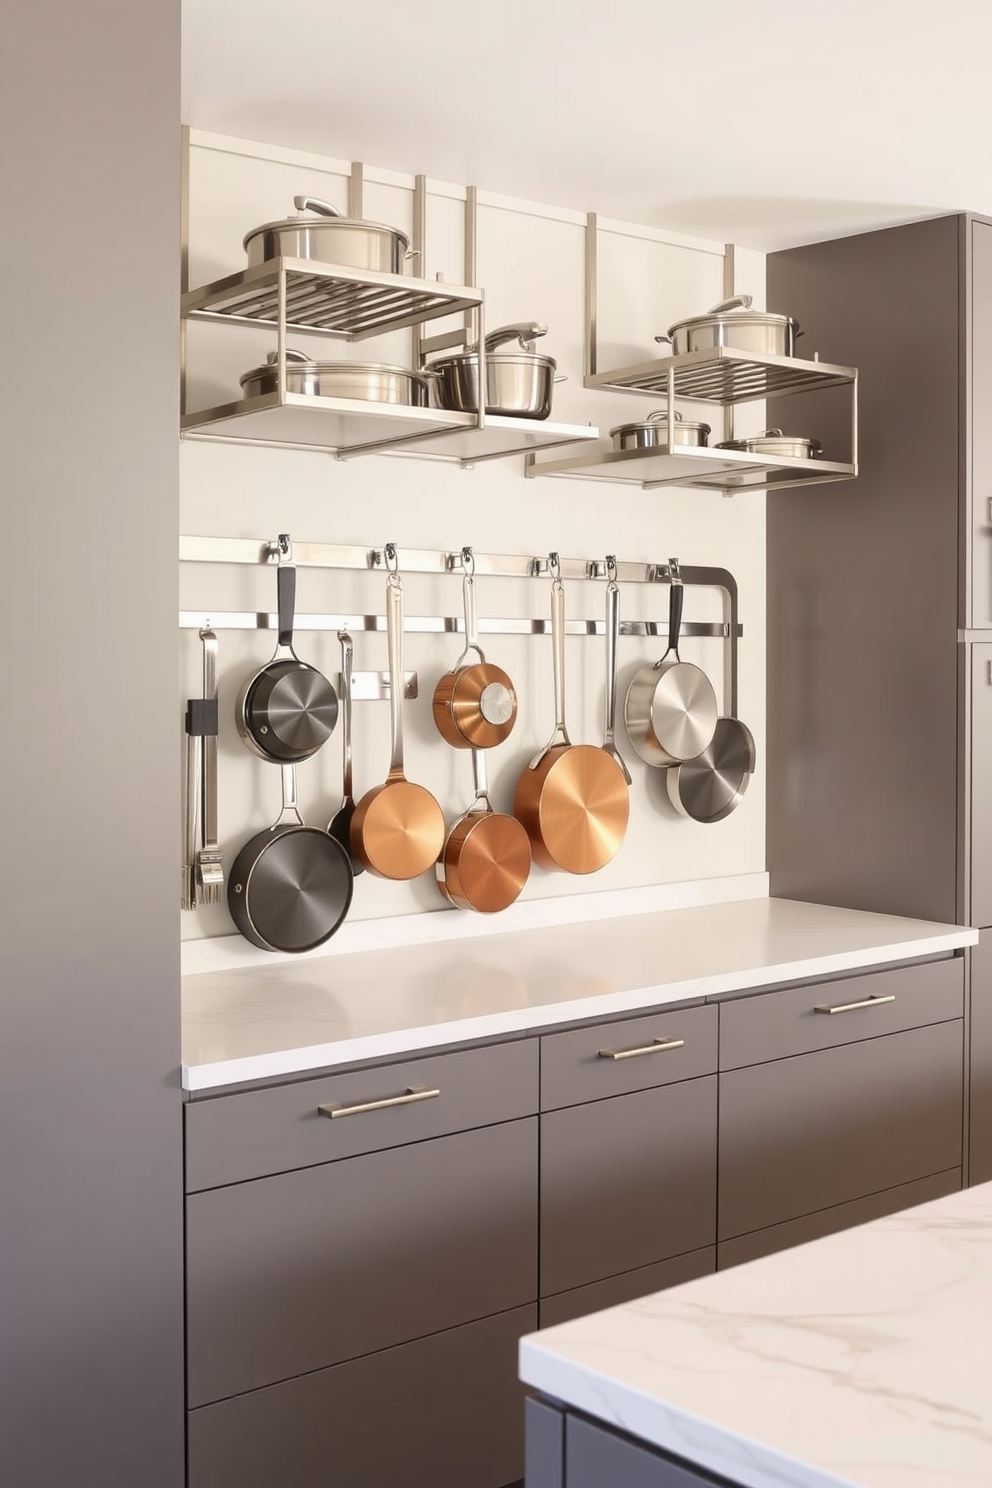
[667, 294, 799, 334]
[240, 351, 427, 382]
[609, 409, 711, 437]
[243, 194, 410, 251]
[716, 428, 821, 452]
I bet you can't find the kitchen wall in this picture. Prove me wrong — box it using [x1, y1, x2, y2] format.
[180, 131, 767, 942]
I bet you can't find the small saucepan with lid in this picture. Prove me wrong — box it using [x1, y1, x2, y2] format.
[237, 536, 338, 765]
[243, 195, 414, 275]
[240, 350, 434, 407]
[429, 322, 562, 420]
[655, 294, 802, 358]
[716, 429, 822, 460]
[610, 409, 711, 452]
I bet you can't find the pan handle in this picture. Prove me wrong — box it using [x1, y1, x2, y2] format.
[385, 568, 407, 780]
[456, 568, 487, 667]
[604, 567, 632, 785]
[657, 558, 684, 665]
[471, 746, 494, 813]
[339, 632, 354, 804]
[275, 763, 305, 828]
[275, 537, 298, 657]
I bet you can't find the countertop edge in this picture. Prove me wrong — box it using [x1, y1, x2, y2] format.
[181, 920, 977, 1091]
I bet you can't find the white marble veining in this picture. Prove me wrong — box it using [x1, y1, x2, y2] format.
[520, 1181, 992, 1488]
[180, 893, 976, 1090]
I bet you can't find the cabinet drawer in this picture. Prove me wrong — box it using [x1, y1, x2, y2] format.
[718, 1020, 964, 1240]
[718, 958, 963, 1071]
[541, 1004, 716, 1111]
[541, 1076, 717, 1296]
[187, 1304, 534, 1488]
[187, 1117, 537, 1407]
[717, 1169, 961, 1271]
[540, 1248, 715, 1329]
[185, 1037, 538, 1191]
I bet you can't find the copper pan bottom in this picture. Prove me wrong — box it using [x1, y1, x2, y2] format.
[350, 777, 445, 880]
[437, 809, 531, 912]
[514, 744, 629, 874]
[432, 662, 518, 749]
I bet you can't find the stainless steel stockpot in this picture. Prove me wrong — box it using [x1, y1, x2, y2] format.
[610, 409, 711, 452]
[239, 350, 434, 407]
[429, 322, 560, 420]
[716, 428, 822, 460]
[243, 195, 412, 274]
[656, 295, 802, 357]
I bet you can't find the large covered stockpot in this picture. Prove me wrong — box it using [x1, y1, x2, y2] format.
[656, 294, 802, 357]
[610, 409, 711, 451]
[243, 195, 411, 274]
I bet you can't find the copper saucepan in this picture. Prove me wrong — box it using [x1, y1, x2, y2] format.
[436, 747, 531, 913]
[350, 556, 445, 879]
[433, 553, 517, 749]
[513, 560, 629, 874]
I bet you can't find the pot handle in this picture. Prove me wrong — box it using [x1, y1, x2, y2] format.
[646, 409, 682, 423]
[653, 333, 673, 348]
[293, 195, 343, 218]
[762, 429, 784, 437]
[553, 375, 568, 384]
[657, 558, 684, 665]
[484, 322, 548, 353]
[708, 294, 752, 313]
[471, 745, 495, 814]
[266, 348, 312, 365]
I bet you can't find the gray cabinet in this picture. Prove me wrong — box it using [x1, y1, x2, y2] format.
[524, 1409, 731, 1488]
[971, 645, 992, 928]
[970, 930, 992, 1183]
[970, 221, 992, 630]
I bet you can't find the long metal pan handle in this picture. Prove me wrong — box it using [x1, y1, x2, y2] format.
[339, 631, 354, 803]
[276, 762, 305, 828]
[182, 725, 201, 910]
[276, 537, 297, 654]
[199, 630, 223, 884]
[550, 573, 571, 745]
[456, 571, 486, 667]
[471, 745, 494, 813]
[386, 571, 406, 780]
[293, 195, 343, 218]
[604, 569, 632, 785]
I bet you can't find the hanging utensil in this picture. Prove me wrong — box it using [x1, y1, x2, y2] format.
[327, 632, 363, 875]
[436, 747, 531, 913]
[350, 547, 446, 880]
[668, 704, 757, 824]
[181, 697, 202, 912]
[601, 558, 632, 789]
[195, 629, 224, 904]
[623, 560, 718, 768]
[227, 763, 354, 954]
[513, 555, 629, 874]
[432, 548, 517, 749]
[236, 534, 339, 764]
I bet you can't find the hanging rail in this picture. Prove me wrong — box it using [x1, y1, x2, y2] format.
[179, 537, 742, 715]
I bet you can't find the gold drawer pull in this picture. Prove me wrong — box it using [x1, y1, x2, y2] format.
[813, 993, 896, 1016]
[599, 1037, 685, 1062]
[318, 1086, 440, 1119]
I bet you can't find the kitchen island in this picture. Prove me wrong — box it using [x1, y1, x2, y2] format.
[520, 1180, 992, 1488]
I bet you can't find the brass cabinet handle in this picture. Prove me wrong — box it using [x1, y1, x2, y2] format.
[813, 993, 896, 1016]
[598, 1037, 685, 1061]
[318, 1086, 440, 1119]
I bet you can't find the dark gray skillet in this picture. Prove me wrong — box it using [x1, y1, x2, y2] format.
[328, 631, 364, 874]
[228, 764, 353, 953]
[236, 536, 338, 764]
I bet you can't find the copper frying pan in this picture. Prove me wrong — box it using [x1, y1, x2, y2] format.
[432, 551, 517, 748]
[351, 560, 445, 879]
[436, 748, 531, 912]
[513, 561, 629, 874]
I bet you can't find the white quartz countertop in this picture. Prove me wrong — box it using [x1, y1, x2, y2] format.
[180, 894, 975, 1090]
[520, 1180, 992, 1488]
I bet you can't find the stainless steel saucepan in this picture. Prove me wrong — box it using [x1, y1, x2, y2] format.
[655, 295, 802, 358]
[610, 409, 711, 452]
[240, 350, 434, 407]
[716, 429, 822, 460]
[429, 322, 563, 420]
[624, 561, 718, 768]
[243, 195, 413, 274]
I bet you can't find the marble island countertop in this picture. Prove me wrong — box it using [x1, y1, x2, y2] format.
[180, 889, 976, 1090]
[519, 1180, 992, 1488]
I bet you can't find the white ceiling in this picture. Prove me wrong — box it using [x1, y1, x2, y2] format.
[182, 0, 992, 250]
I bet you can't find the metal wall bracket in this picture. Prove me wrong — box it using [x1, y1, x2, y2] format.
[335, 670, 418, 702]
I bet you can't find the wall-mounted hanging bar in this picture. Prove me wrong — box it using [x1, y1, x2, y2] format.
[178, 610, 736, 641]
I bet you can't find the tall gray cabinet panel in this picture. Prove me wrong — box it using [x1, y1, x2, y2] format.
[971, 644, 992, 926]
[767, 215, 963, 924]
[970, 931, 992, 1183]
[0, 5, 184, 1488]
[969, 221, 992, 629]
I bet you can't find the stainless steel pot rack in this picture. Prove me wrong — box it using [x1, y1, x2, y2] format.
[179, 536, 743, 717]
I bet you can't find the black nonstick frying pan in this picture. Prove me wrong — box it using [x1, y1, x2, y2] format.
[228, 764, 353, 953]
[236, 535, 339, 764]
